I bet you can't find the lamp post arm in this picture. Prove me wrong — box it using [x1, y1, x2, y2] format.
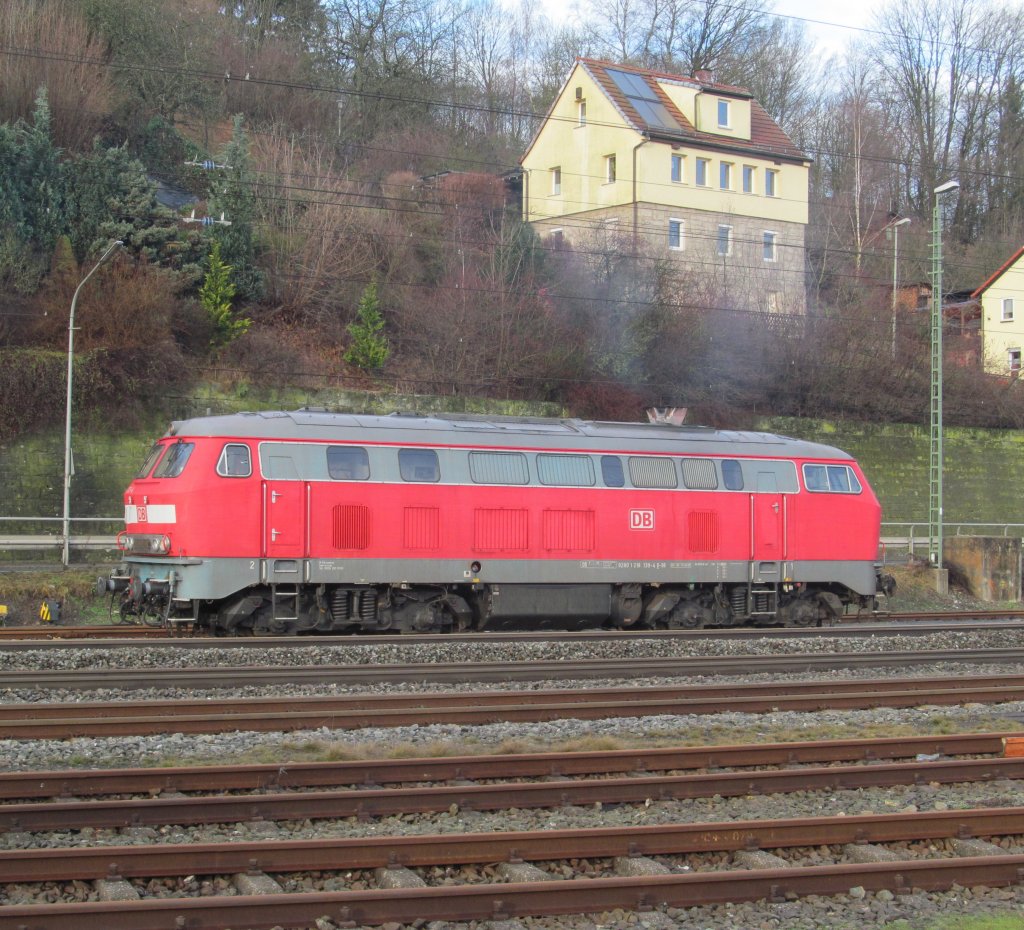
[61, 240, 123, 567]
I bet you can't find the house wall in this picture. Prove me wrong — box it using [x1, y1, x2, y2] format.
[980, 260, 1024, 374]
[521, 62, 809, 314]
[532, 204, 807, 314]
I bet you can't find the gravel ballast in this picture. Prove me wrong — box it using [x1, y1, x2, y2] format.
[3, 628, 1024, 929]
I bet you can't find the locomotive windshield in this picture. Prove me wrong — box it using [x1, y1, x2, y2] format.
[153, 441, 195, 478]
[135, 443, 166, 478]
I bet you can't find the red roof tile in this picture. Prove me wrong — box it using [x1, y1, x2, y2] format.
[578, 58, 807, 163]
[972, 244, 1024, 298]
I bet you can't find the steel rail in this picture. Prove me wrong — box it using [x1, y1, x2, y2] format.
[6, 648, 1024, 690]
[2, 806, 1023, 883]
[2, 857, 1023, 930]
[5, 678, 1024, 738]
[0, 732, 1011, 801]
[8, 672, 1024, 721]
[3, 757, 1024, 832]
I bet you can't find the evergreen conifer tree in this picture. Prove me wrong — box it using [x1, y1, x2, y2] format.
[201, 240, 250, 347]
[344, 279, 389, 370]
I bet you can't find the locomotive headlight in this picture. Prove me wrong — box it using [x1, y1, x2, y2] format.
[118, 533, 171, 555]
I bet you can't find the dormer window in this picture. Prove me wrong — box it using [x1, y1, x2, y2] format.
[717, 99, 730, 128]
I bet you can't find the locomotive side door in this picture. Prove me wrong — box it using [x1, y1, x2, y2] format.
[262, 450, 307, 559]
[264, 481, 307, 557]
[751, 472, 785, 562]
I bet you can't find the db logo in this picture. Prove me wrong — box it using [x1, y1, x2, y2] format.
[629, 509, 655, 530]
[136, 505, 148, 523]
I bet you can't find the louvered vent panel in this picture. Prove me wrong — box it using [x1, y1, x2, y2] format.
[628, 456, 677, 488]
[404, 507, 440, 550]
[333, 504, 370, 550]
[681, 458, 718, 490]
[542, 510, 595, 551]
[474, 509, 529, 551]
[687, 510, 719, 553]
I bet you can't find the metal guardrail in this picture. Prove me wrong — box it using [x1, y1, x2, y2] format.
[0, 535, 119, 551]
[0, 517, 121, 554]
[880, 523, 1024, 559]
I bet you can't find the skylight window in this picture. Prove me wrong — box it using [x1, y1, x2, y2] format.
[606, 68, 680, 134]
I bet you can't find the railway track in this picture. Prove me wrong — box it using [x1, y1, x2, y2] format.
[3, 737, 1024, 928]
[5, 672, 1024, 738]
[5, 647, 1024, 691]
[2, 610, 1024, 643]
[0, 731, 1013, 800]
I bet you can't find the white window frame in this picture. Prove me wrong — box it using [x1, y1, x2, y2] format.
[550, 228, 564, 245]
[605, 154, 616, 183]
[1009, 348, 1021, 372]
[716, 224, 733, 257]
[720, 161, 732, 190]
[717, 99, 730, 128]
[763, 230, 778, 262]
[1002, 297, 1015, 321]
[578, 100, 586, 126]
[671, 153, 684, 183]
[742, 165, 755, 193]
[696, 157, 710, 187]
[550, 166, 561, 195]
[668, 218, 685, 251]
[765, 169, 778, 197]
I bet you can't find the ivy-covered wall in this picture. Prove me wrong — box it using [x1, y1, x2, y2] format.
[2, 406, 1022, 534]
[763, 418, 1024, 530]
[0, 388, 564, 527]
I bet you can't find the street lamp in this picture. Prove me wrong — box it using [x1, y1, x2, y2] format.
[887, 217, 911, 359]
[928, 180, 959, 573]
[62, 240, 123, 567]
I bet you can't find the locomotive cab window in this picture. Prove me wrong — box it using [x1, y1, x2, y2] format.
[327, 446, 370, 480]
[152, 441, 194, 478]
[721, 459, 744, 490]
[135, 443, 167, 478]
[803, 463, 862, 494]
[399, 448, 440, 482]
[216, 443, 252, 477]
[601, 455, 625, 487]
[537, 454, 595, 487]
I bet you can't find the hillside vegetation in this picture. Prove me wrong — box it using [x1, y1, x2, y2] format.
[4, 0, 1024, 438]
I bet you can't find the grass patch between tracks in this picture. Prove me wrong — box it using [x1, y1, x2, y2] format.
[135, 714, 1024, 771]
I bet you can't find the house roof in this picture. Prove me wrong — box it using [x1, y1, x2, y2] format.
[522, 58, 806, 164]
[972, 244, 1024, 298]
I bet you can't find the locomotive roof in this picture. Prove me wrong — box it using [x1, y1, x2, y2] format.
[165, 410, 854, 461]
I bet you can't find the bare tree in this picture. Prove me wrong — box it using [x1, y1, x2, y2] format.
[0, 0, 115, 150]
[870, 0, 1020, 236]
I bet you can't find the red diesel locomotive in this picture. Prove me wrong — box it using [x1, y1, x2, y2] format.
[102, 410, 888, 634]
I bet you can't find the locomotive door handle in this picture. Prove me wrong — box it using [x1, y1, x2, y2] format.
[272, 529, 281, 541]
[272, 491, 281, 503]
[772, 503, 779, 513]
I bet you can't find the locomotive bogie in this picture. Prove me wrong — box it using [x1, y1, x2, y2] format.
[105, 411, 887, 634]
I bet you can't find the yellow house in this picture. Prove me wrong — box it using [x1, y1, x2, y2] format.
[520, 58, 811, 313]
[973, 245, 1024, 375]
